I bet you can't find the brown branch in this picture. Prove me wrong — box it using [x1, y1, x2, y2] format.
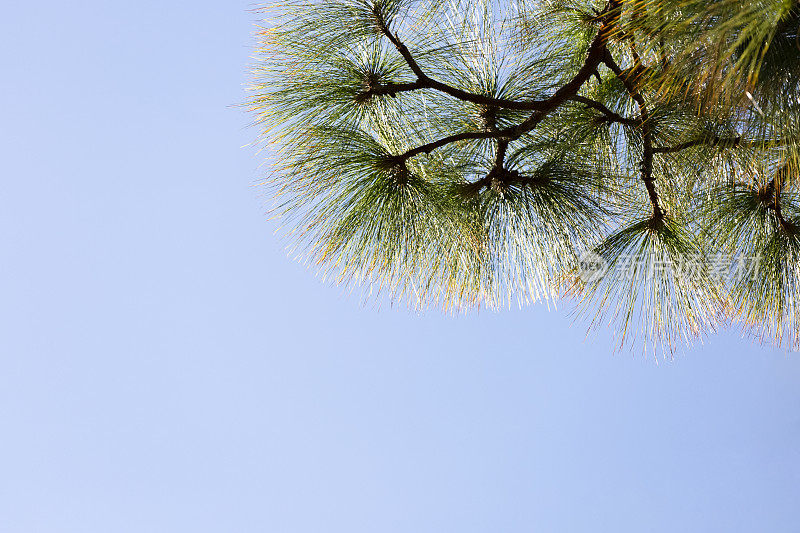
[603, 49, 663, 220]
[408, 1, 625, 196]
[762, 167, 797, 233]
[373, 11, 549, 111]
[493, 140, 509, 169]
[372, 7, 426, 80]
[507, 1, 621, 138]
[570, 95, 640, 125]
[461, 140, 556, 196]
[396, 131, 507, 161]
[460, 140, 513, 196]
[388, 0, 622, 175]
[355, 80, 424, 102]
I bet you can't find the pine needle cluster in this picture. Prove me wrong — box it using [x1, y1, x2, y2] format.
[247, 0, 800, 355]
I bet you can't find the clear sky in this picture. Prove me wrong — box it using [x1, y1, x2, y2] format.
[2, 2, 799, 532]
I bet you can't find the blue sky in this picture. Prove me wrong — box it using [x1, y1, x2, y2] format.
[1, 2, 799, 532]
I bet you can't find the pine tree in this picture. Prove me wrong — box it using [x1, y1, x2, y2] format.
[247, 0, 800, 354]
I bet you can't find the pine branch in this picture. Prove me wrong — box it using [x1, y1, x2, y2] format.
[570, 95, 640, 125]
[507, 0, 621, 138]
[395, 0, 622, 161]
[396, 131, 507, 161]
[249, 0, 800, 352]
[459, 139, 556, 196]
[603, 49, 664, 220]
[763, 167, 797, 233]
[460, 140, 513, 196]
[373, 7, 550, 111]
[355, 80, 424, 101]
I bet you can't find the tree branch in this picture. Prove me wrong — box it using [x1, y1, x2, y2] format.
[389, 0, 622, 180]
[570, 95, 640, 125]
[762, 168, 797, 233]
[373, 6, 582, 112]
[603, 49, 664, 220]
[460, 140, 513, 196]
[355, 80, 424, 102]
[396, 131, 507, 161]
[507, 1, 621, 138]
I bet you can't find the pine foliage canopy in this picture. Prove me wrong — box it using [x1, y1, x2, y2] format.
[247, 0, 800, 353]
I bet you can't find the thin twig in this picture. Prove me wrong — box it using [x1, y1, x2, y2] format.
[570, 95, 640, 125]
[603, 49, 663, 220]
